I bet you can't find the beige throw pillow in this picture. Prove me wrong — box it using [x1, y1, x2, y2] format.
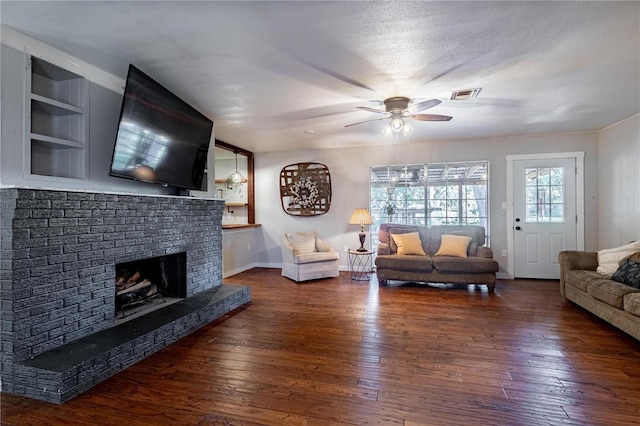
[597, 241, 640, 275]
[287, 233, 316, 254]
[390, 232, 426, 256]
[435, 234, 472, 258]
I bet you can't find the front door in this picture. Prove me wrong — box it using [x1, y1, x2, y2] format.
[513, 157, 577, 279]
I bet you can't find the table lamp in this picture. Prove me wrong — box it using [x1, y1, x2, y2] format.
[349, 208, 373, 252]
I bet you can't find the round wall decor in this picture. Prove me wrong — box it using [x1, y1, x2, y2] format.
[279, 162, 331, 216]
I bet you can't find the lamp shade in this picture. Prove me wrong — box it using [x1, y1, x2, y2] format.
[349, 208, 373, 226]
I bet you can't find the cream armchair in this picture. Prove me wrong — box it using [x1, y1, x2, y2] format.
[281, 231, 340, 282]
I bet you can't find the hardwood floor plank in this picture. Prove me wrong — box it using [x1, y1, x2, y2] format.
[2, 269, 640, 425]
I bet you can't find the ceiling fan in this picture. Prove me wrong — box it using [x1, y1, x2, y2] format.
[345, 96, 452, 135]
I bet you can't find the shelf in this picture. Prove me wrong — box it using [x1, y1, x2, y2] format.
[30, 57, 85, 107]
[29, 134, 84, 149]
[31, 94, 84, 115]
[215, 179, 248, 184]
[26, 55, 87, 180]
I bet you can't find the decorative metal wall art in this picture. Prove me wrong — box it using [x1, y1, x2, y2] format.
[279, 162, 332, 216]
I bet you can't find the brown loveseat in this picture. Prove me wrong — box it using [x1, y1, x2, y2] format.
[559, 250, 640, 341]
[375, 223, 499, 291]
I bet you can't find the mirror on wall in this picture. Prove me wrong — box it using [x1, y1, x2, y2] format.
[214, 140, 255, 225]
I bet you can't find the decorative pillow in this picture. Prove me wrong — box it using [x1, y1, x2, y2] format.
[435, 234, 472, 258]
[287, 233, 316, 254]
[390, 232, 426, 256]
[387, 226, 419, 253]
[619, 251, 640, 265]
[597, 241, 640, 275]
[448, 231, 480, 256]
[612, 258, 640, 289]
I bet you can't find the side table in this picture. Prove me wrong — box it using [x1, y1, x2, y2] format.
[348, 249, 374, 281]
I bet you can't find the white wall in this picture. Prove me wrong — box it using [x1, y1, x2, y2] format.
[0, 27, 216, 197]
[253, 132, 600, 273]
[597, 114, 640, 248]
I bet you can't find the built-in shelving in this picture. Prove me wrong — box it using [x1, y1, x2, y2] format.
[26, 56, 88, 179]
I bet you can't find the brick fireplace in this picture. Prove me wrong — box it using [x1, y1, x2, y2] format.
[0, 188, 251, 403]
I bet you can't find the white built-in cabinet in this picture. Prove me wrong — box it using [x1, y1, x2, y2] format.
[26, 55, 88, 180]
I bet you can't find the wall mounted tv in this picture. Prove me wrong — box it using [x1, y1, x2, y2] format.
[109, 64, 213, 191]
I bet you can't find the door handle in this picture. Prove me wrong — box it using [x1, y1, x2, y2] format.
[515, 226, 521, 231]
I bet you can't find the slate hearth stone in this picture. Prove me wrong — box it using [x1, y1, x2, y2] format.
[16, 284, 251, 404]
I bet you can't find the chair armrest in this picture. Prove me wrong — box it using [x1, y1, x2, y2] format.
[315, 238, 334, 253]
[477, 246, 494, 259]
[377, 242, 391, 255]
[280, 235, 298, 263]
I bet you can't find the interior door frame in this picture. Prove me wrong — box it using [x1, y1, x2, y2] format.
[506, 152, 585, 279]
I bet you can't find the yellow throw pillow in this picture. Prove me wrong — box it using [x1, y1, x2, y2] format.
[390, 232, 426, 256]
[435, 234, 472, 258]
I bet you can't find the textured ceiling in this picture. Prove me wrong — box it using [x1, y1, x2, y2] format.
[1, 1, 639, 153]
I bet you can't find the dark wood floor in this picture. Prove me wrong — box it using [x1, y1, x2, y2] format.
[2, 269, 640, 425]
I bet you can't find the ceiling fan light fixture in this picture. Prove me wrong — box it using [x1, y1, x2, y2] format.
[390, 115, 404, 132]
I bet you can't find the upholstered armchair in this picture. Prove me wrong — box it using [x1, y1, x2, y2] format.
[280, 231, 340, 282]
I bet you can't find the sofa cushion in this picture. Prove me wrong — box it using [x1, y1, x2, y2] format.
[294, 251, 339, 264]
[596, 241, 640, 275]
[623, 293, 640, 317]
[587, 280, 640, 309]
[391, 232, 427, 256]
[565, 270, 610, 293]
[612, 258, 640, 289]
[375, 254, 433, 272]
[432, 256, 499, 274]
[435, 234, 472, 258]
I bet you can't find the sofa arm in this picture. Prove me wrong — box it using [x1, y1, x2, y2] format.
[477, 246, 494, 259]
[377, 242, 391, 255]
[558, 250, 598, 272]
[558, 250, 597, 298]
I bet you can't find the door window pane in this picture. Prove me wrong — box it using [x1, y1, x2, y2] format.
[524, 166, 565, 223]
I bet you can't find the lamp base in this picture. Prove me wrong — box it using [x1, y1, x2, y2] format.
[357, 231, 367, 252]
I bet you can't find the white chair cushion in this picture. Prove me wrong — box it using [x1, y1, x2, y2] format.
[287, 233, 316, 254]
[295, 252, 339, 264]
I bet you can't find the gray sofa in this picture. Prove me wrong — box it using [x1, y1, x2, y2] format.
[375, 223, 499, 291]
[559, 250, 640, 341]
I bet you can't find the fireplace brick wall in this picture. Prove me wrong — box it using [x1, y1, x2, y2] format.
[0, 188, 225, 396]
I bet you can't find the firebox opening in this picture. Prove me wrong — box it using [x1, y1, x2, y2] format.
[114, 252, 187, 323]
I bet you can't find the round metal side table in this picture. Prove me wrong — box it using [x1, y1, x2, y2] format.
[348, 249, 374, 281]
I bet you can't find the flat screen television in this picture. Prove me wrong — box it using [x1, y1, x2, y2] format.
[109, 64, 213, 191]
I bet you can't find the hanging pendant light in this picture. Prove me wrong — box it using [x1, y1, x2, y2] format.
[226, 152, 245, 188]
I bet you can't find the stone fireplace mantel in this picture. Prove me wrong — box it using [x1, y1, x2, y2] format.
[0, 187, 251, 403]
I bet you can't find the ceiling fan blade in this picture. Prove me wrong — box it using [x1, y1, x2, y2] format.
[344, 117, 388, 127]
[408, 98, 442, 112]
[409, 114, 453, 122]
[356, 106, 388, 114]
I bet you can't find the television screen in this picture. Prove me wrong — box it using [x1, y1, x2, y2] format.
[109, 65, 213, 191]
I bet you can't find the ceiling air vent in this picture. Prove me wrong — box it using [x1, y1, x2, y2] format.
[450, 88, 482, 101]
